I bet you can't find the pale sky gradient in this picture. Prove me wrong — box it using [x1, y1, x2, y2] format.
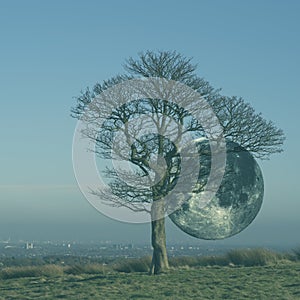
[0, 0, 299, 247]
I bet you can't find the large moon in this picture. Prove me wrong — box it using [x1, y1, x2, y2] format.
[169, 140, 264, 240]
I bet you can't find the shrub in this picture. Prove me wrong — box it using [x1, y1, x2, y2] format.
[169, 256, 199, 268]
[0, 264, 63, 279]
[197, 255, 229, 267]
[226, 248, 281, 266]
[64, 264, 107, 275]
[169, 248, 286, 268]
[292, 247, 300, 260]
[113, 256, 151, 273]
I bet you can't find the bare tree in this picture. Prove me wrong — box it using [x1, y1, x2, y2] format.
[71, 50, 285, 274]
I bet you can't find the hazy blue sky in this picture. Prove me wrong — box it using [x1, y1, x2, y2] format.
[0, 0, 299, 246]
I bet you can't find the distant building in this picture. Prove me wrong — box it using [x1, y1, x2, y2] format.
[25, 242, 34, 249]
[128, 244, 134, 249]
[113, 244, 120, 250]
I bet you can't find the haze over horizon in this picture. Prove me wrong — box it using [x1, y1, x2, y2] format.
[0, 1, 299, 247]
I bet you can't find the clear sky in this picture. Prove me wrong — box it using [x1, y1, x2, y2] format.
[0, 0, 299, 247]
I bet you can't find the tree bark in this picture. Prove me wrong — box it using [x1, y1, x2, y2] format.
[149, 201, 169, 275]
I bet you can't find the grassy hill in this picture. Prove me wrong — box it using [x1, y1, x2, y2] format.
[0, 249, 300, 299]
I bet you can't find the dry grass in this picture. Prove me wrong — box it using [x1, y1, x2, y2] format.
[225, 248, 284, 266]
[0, 248, 294, 280]
[113, 256, 152, 273]
[169, 248, 286, 269]
[0, 264, 64, 279]
[64, 263, 108, 275]
[292, 247, 300, 260]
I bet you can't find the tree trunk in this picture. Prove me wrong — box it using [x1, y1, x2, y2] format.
[149, 201, 169, 275]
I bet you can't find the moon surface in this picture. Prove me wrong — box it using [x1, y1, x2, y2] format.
[169, 140, 264, 240]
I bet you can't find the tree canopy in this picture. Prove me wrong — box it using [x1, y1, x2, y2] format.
[72, 50, 285, 274]
[72, 50, 284, 160]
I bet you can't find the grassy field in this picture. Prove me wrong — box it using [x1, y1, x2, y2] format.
[0, 250, 300, 299]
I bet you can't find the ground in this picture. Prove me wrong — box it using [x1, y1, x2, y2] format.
[0, 262, 299, 299]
